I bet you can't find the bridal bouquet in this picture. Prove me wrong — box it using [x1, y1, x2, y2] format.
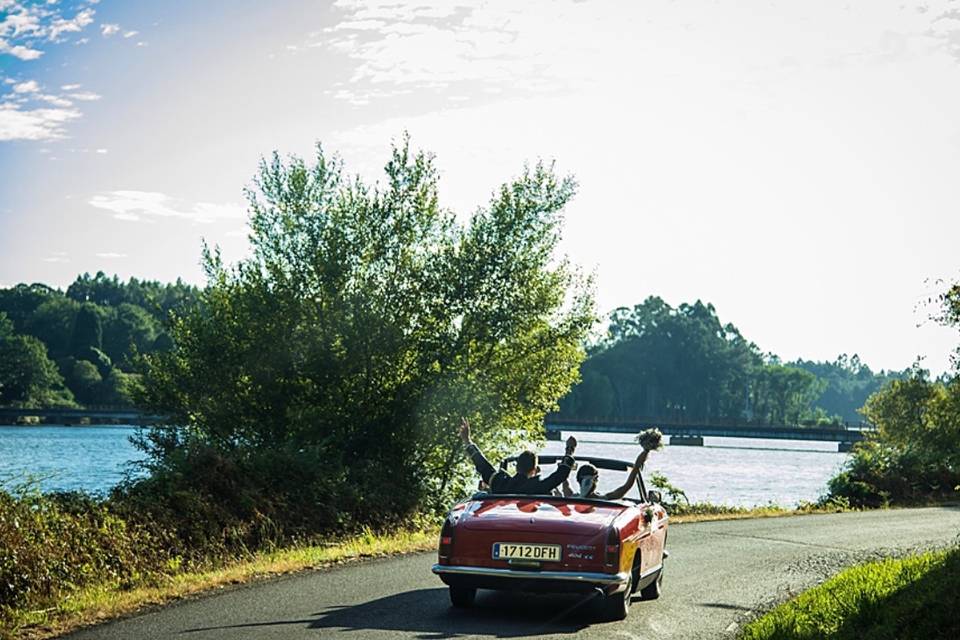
[635, 427, 664, 451]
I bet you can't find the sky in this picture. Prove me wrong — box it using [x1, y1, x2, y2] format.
[1, 0, 959, 374]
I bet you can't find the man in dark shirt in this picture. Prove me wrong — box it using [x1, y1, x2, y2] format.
[459, 418, 577, 495]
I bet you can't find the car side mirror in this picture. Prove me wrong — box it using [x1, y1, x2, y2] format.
[647, 490, 662, 504]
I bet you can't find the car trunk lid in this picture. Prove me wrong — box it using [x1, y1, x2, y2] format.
[459, 497, 625, 536]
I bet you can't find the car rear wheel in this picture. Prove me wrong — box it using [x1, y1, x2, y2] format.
[639, 563, 663, 600]
[598, 574, 631, 621]
[449, 586, 476, 608]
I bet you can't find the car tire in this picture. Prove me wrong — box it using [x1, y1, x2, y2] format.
[639, 564, 663, 600]
[630, 553, 642, 594]
[599, 574, 631, 621]
[449, 586, 476, 608]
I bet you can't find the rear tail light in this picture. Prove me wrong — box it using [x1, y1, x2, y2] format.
[438, 517, 455, 564]
[605, 527, 620, 568]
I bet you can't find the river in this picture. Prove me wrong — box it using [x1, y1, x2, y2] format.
[0, 426, 849, 506]
[0, 425, 146, 495]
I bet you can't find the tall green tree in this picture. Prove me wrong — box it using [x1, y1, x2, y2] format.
[70, 304, 103, 359]
[136, 138, 594, 531]
[749, 363, 825, 425]
[560, 297, 771, 422]
[0, 313, 74, 407]
[102, 303, 160, 367]
[25, 296, 80, 360]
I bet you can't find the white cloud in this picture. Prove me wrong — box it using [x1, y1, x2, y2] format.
[39, 94, 72, 107]
[88, 191, 247, 224]
[12, 79, 39, 93]
[49, 8, 94, 40]
[95, 148, 107, 154]
[0, 2, 98, 60]
[60, 83, 81, 91]
[67, 90, 100, 101]
[0, 39, 43, 60]
[123, 30, 138, 38]
[0, 102, 80, 140]
[100, 23, 119, 37]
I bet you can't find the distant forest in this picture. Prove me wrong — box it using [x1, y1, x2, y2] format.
[0, 273, 199, 408]
[0, 276, 905, 424]
[557, 297, 907, 425]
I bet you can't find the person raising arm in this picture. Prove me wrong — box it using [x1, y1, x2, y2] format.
[459, 417, 577, 495]
[563, 447, 652, 500]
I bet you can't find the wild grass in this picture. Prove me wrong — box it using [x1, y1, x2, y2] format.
[740, 546, 960, 640]
[6, 526, 438, 640]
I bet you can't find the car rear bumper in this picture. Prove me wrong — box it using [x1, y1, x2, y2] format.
[432, 564, 631, 594]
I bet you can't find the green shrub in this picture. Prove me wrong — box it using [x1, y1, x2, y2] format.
[0, 489, 171, 626]
[134, 138, 593, 537]
[827, 372, 960, 507]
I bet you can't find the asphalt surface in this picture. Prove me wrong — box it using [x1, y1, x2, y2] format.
[67, 506, 960, 640]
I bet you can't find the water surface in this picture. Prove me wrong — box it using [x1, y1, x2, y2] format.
[0, 425, 849, 507]
[0, 425, 144, 495]
[542, 431, 849, 508]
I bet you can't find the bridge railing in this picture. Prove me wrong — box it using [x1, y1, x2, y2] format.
[545, 413, 874, 432]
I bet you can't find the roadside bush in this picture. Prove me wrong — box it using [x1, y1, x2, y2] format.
[826, 371, 960, 507]
[0, 488, 170, 625]
[112, 441, 411, 562]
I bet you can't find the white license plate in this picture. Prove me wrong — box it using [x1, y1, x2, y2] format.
[492, 542, 561, 562]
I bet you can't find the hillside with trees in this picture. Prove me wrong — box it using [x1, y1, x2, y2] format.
[0, 274, 198, 408]
[2, 278, 906, 424]
[557, 297, 906, 426]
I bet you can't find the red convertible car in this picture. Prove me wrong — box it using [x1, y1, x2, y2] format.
[432, 455, 669, 620]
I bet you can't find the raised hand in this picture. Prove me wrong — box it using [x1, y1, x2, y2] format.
[565, 435, 577, 456]
[459, 417, 472, 445]
[634, 448, 650, 470]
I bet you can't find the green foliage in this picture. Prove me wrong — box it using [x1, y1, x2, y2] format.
[70, 304, 103, 359]
[66, 271, 200, 321]
[0, 275, 196, 408]
[102, 303, 160, 369]
[64, 359, 103, 405]
[740, 547, 960, 640]
[826, 278, 960, 508]
[749, 363, 825, 425]
[559, 297, 829, 425]
[0, 318, 74, 408]
[649, 471, 690, 508]
[25, 295, 81, 361]
[100, 368, 140, 406]
[135, 137, 594, 543]
[0, 284, 60, 331]
[931, 279, 960, 372]
[791, 354, 906, 423]
[0, 488, 173, 631]
[828, 368, 960, 507]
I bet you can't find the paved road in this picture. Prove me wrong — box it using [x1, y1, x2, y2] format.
[68, 507, 960, 640]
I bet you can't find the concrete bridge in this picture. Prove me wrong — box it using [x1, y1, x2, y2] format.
[545, 415, 872, 452]
[0, 407, 164, 426]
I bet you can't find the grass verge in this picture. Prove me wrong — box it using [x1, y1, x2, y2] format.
[8, 527, 438, 640]
[739, 546, 960, 640]
[667, 500, 852, 524]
